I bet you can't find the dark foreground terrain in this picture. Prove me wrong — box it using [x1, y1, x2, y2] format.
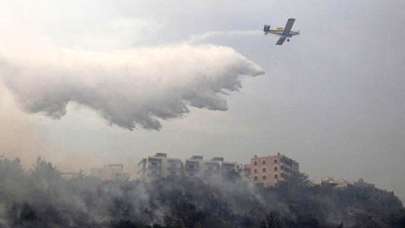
[0, 158, 403, 228]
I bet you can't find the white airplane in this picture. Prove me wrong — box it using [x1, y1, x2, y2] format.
[264, 18, 300, 45]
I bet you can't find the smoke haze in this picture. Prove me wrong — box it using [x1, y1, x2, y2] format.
[0, 84, 46, 165]
[0, 45, 263, 130]
[0, 162, 402, 228]
[0, 0, 404, 204]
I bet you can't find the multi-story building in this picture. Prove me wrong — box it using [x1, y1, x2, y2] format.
[138, 154, 240, 179]
[245, 153, 299, 187]
[167, 157, 184, 176]
[184, 155, 205, 176]
[221, 161, 241, 176]
[204, 157, 223, 176]
[138, 153, 183, 179]
[185, 155, 240, 177]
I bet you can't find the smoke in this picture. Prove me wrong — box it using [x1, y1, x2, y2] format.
[0, 44, 263, 130]
[0, 159, 403, 228]
[0, 83, 48, 166]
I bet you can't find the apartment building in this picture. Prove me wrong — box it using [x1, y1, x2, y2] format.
[204, 157, 223, 176]
[138, 153, 299, 184]
[185, 155, 241, 177]
[184, 155, 205, 176]
[245, 153, 299, 187]
[138, 153, 183, 179]
[138, 154, 240, 179]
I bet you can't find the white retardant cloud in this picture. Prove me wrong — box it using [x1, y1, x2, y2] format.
[0, 45, 264, 130]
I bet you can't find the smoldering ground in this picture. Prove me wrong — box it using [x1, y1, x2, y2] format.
[0, 158, 403, 228]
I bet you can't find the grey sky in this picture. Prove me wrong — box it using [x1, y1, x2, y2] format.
[0, 0, 404, 201]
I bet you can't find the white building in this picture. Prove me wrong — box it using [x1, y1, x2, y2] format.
[138, 153, 183, 179]
[138, 154, 240, 180]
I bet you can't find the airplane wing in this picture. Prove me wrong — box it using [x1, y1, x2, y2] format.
[276, 36, 286, 45]
[282, 18, 295, 35]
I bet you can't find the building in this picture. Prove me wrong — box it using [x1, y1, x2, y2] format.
[184, 155, 205, 176]
[90, 163, 129, 181]
[138, 153, 167, 178]
[138, 154, 240, 180]
[138, 153, 183, 179]
[221, 161, 241, 176]
[167, 157, 184, 176]
[245, 153, 299, 187]
[184, 155, 240, 177]
[204, 157, 223, 176]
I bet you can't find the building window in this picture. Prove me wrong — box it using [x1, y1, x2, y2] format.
[274, 174, 278, 179]
[262, 168, 266, 172]
[262, 160, 266, 165]
[263, 176, 266, 180]
[254, 176, 258, 181]
[254, 161, 257, 166]
[254, 169, 258, 173]
[274, 166, 278, 171]
[274, 160, 278, 164]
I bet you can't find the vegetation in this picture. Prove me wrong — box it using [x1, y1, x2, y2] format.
[0, 158, 403, 228]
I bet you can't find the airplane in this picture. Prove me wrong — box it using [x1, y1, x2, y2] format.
[264, 18, 300, 45]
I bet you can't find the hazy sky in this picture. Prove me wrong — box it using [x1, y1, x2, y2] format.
[0, 0, 404, 201]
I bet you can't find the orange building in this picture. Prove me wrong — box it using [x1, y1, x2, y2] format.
[245, 153, 299, 187]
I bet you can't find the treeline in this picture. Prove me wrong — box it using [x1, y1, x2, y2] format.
[0, 158, 403, 228]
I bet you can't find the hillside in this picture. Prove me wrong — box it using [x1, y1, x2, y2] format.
[0, 158, 403, 228]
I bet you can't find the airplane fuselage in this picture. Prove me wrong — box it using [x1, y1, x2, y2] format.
[263, 18, 299, 45]
[265, 28, 300, 37]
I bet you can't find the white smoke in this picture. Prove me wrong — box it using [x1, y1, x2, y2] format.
[0, 44, 264, 130]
